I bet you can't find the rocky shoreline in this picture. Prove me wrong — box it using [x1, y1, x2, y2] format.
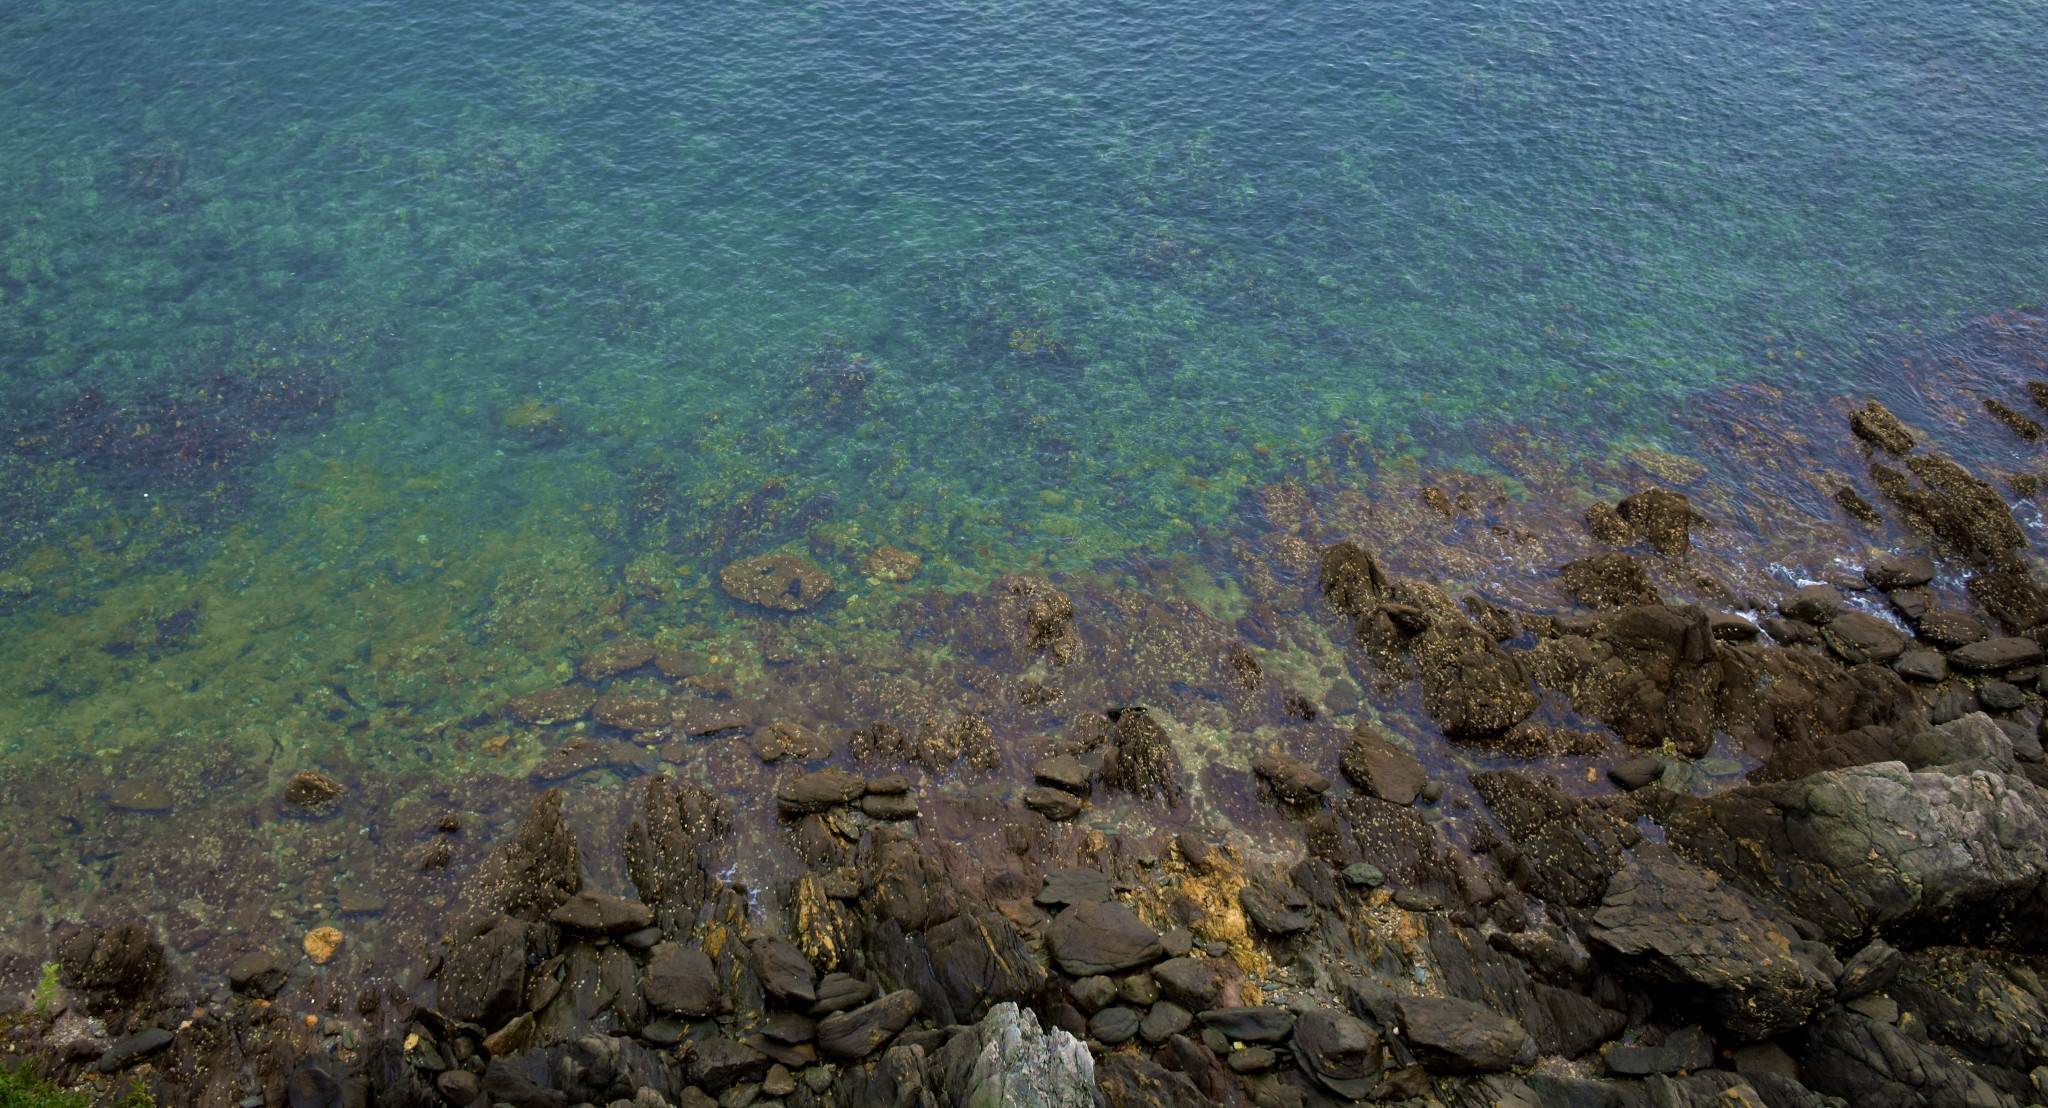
[11, 380, 2048, 1108]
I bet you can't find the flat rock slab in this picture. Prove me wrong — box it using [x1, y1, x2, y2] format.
[1589, 858, 1831, 1040]
[1036, 868, 1116, 907]
[1341, 724, 1428, 804]
[1952, 637, 2043, 672]
[548, 891, 653, 934]
[816, 989, 921, 1060]
[1395, 996, 1533, 1072]
[776, 769, 866, 815]
[1045, 901, 1163, 977]
[1201, 1006, 1297, 1044]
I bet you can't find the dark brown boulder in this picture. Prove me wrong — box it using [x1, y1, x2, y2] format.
[1849, 400, 1917, 454]
[469, 790, 581, 921]
[644, 942, 722, 1017]
[1821, 612, 1910, 665]
[507, 684, 597, 725]
[1864, 553, 1936, 591]
[775, 769, 866, 815]
[1340, 723, 1427, 805]
[1320, 542, 1388, 617]
[1561, 553, 1659, 610]
[56, 920, 167, 1019]
[1617, 488, 1694, 557]
[1101, 707, 1186, 805]
[815, 990, 921, 1060]
[1251, 751, 1331, 804]
[1394, 996, 1533, 1072]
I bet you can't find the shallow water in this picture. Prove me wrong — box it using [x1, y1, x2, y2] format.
[1, 0, 2046, 980]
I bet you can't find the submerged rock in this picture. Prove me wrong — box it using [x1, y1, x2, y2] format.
[719, 553, 834, 612]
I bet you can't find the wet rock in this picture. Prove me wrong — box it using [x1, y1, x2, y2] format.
[1150, 958, 1221, 1011]
[1088, 1006, 1142, 1045]
[751, 937, 818, 1008]
[1320, 542, 1389, 616]
[1411, 598, 1540, 738]
[1045, 901, 1164, 977]
[1562, 552, 1659, 609]
[1251, 751, 1331, 804]
[1866, 553, 1938, 591]
[550, 891, 655, 934]
[1588, 858, 1831, 1039]
[56, 920, 167, 1017]
[1920, 608, 1993, 648]
[860, 792, 919, 820]
[748, 721, 829, 764]
[1822, 611, 1910, 665]
[1587, 501, 1636, 544]
[1889, 946, 2048, 1077]
[1618, 488, 1695, 557]
[931, 1002, 1096, 1108]
[1340, 723, 1427, 805]
[1032, 755, 1093, 795]
[1781, 585, 1845, 624]
[593, 691, 672, 732]
[1875, 455, 2029, 566]
[623, 775, 731, 935]
[580, 638, 656, 680]
[530, 737, 635, 785]
[672, 699, 755, 737]
[1022, 786, 1086, 821]
[1096, 1054, 1211, 1107]
[108, 779, 173, 813]
[1836, 939, 1905, 1002]
[1201, 1006, 1296, 1044]
[1850, 400, 1918, 454]
[1894, 649, 1950, 682]
[644, 943, 722, 1017]
[1100, 707, 1185, 805]
[816, 989, 921, 1060]
[283, 769, 347, 813]
[96, 1028, 174, 1073]
[439, 916, 529, 1027]
[1761, 617, 1818, 645]
[1036, 868, 1115, 907]
[775, 769, 866, 815]
[1952, 637, 2043, 673]
[998, 575, 1081, 663]
[471, 790, 582, 920]
[436, 1070, 482, 1106]
[1709, 612, 1761, 640]
[686, 1037, 770, 1092]
[862, 544, 923, 581]
[1293, 1008, 1381, 1098]
[719, 553, 833, 612]
[1604, 1025, 1714, 1076]
[228, 950, 286, 998]
[507, 684, 598, 725]
[1395, 996, 1533, 1072]
[1608, 753, 1665, 791]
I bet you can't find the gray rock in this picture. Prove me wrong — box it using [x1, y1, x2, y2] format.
[774, 769, 865, 815]
[96, 1028, 173, 1072]
[1781, 585, 1845, 624]
[1150, 958, 1221, 1011]
[1031, 756, 1094, 796]
[1903, 712, 2017, 774]
[1894, 649, 1950, 683]
[1200, 1006, 1296, 1044]
[1802, 1009, 2020, 1108]
[1252, 751, 1332, 804]
[749, 937, 817, 1008]
[1341, 862, 1387, 888]
[1139, 1002, 1193, 1045]
[931, 1002, 1096, 1108]
[1953, 637, 2044, 673]
[1608, 754, 1666, 791]
[1239, 880, 1314, 935]
[1021, 787, 1086, 821]
[1865, 553, 1937, 591]
[1668, 759, 2048, 948]
[1341, 724, 1429, 805]
[1603, 1025, 1714, 1076]
[859, 793, 919, 821]
[549, 891, 655, 934]
[1292, 1007, 1381, 1098]
[1395, 996, 1534, 1073]
[1087, 1006, 1141, 1045]
[1588, 858, 1832, 1040]
[1980, 680, 2027, 712]
[1823, 611, 1910, 665]
[1069, 976, 1117, 1013]
[1836, 939, 1905, 1002]
[809, 973, 871, 1015]
[644, 943, 722, 1017]
[816, 989, 920, 1060]
[686, 1037, 769, 1092]
[1035, 868, 1114, 907]
[1044, 901, 1162, 977]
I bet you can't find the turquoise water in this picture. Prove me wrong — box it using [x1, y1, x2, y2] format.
[0, 0, 2046, 755]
